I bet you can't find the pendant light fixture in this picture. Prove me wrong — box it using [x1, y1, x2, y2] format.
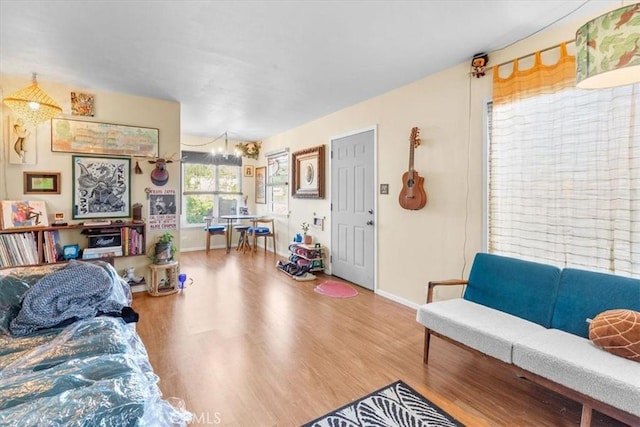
[576, 3, 640, 89]
[3, 73, 63, 125]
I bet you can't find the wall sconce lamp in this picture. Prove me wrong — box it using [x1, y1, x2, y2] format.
[2, 73, 63, 125]
[576, 3, 640, 89]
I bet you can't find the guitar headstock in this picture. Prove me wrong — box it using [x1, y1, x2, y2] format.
[410, 127, 421, 148]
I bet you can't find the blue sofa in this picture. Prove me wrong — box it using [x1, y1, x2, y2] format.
[416, 253, 640, 427]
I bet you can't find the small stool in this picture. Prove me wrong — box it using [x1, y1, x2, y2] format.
[148, 261, 179, 296]
[234, 225, 252, 253]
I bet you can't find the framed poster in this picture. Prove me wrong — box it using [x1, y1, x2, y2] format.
[148, 189, 177, 231]
[72, 155, 131, 220]
[52, 118, 159, 157]
[244, 165, 254, 177]
[291, 145, 325, 199]
[23, 172, 61, 194]
[255, 166, 266, 204]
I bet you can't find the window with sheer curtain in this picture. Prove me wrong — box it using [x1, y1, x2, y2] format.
[488, 43, 640, 277]
[180, 151, 242, 227]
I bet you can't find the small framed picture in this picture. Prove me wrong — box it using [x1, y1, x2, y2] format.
[244, 165, 254, 177]
[23, 172, 61, 194]
[292, 145, 325, 199]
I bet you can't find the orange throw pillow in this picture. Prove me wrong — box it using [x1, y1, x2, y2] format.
[589, 309, 640, 362]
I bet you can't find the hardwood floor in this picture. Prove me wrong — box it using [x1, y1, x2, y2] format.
[132, 249, 627, 426]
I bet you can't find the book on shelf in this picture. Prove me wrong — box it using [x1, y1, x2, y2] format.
[0, 232, 38, 266]
[43, 230, 62, 263]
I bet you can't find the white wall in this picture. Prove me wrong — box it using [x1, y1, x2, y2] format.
[0, 75, 181, 281]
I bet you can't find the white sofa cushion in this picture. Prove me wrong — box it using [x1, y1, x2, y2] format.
[416, 299, 546, 363]
[513, 328, 640, 417]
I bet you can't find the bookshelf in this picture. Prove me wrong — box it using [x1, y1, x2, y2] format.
[0, 222, 146, 269]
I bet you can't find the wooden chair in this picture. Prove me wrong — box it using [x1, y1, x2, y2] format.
[248, 218, 276, 254]
[204, 216, 227, 254]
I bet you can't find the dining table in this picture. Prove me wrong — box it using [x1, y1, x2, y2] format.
[220, 214, 264, 253]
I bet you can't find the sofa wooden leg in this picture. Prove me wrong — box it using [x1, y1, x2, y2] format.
[580, 404, 592, 427]
[423, 328, 431, 365]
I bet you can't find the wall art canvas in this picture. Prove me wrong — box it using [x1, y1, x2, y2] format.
[255, 166, 266, 204]
[70, 92, 95, 116]
[72, 155, 131, 220]
[1, 200, 49, 229]
[8, 115, 36, 165]
[52, 118, 159, 157]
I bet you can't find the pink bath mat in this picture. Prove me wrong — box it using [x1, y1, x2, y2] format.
[314, 281, 358, 298]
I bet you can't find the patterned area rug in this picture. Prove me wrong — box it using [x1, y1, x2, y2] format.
[302, 380, 463, 427]
[314, 281, 359, 298]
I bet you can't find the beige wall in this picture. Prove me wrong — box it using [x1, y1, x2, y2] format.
[251, 12, 604, 306]
[0, 75, 181, 281]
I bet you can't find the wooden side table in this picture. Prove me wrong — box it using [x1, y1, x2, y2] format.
[148, 261, 179, 296]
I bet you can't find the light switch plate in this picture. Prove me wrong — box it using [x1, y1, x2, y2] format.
[380, 184, 389, 195]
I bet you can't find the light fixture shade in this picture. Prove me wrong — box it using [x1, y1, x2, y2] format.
[576, 3, 640, 89]
[3, 77, 63, 125]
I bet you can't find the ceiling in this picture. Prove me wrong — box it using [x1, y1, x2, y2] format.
[0, 1, 618, 141]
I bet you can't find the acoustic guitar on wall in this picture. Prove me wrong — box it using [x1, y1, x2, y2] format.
[399, 127, 427, 210]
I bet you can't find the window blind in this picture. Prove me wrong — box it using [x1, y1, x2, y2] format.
[489, 84, 640, 277]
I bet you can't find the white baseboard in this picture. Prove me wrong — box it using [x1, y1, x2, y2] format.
[374, 289, 420, 310]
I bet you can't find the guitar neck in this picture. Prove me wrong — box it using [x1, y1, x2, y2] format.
[408, 137, 415, 175]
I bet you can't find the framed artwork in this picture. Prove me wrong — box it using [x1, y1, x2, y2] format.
[8, 115, 36, 165]
[0, 200, 49, 229]
[255, 166, 266, 204]
[23, 172, 61, 194]
[291, 145, 325, 199]
[52, 118, 159, 157]
[244, 165, 254, 177]
[70, 92, 95, 116]
[72, 155, 131, 220]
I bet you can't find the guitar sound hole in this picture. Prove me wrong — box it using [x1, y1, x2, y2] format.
[407, 179, 414, 187]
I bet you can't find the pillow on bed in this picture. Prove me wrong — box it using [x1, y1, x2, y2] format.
[589, 309, 640, 362]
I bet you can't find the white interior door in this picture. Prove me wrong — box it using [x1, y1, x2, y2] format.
[331, 129, 375, 290]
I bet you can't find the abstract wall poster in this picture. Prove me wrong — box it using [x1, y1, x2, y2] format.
[72, 155, 131, 220]
[148, 189, 177, 231]
[70, 92, 95, 116]
[8, 115, 36, 165]
[0, 200, 49, 229]
[52, 118, 159, 157]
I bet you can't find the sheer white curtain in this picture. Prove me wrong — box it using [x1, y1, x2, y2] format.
[489, 46, 640, 277]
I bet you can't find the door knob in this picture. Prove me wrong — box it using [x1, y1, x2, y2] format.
[366, 220, 374, 226]
[368, 209, 374, 214]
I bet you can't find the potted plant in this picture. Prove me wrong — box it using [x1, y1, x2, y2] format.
[153, 232, 176, 264]
[301, 222, 312, 244]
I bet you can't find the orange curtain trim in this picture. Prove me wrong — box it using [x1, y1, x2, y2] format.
[493, 43, 576, 104]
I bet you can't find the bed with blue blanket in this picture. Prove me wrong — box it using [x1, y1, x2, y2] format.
[0, 260, 191, 426]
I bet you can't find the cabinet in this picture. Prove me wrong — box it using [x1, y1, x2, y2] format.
[0, 222, 146, 269]
[288, 242, 325, 272]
